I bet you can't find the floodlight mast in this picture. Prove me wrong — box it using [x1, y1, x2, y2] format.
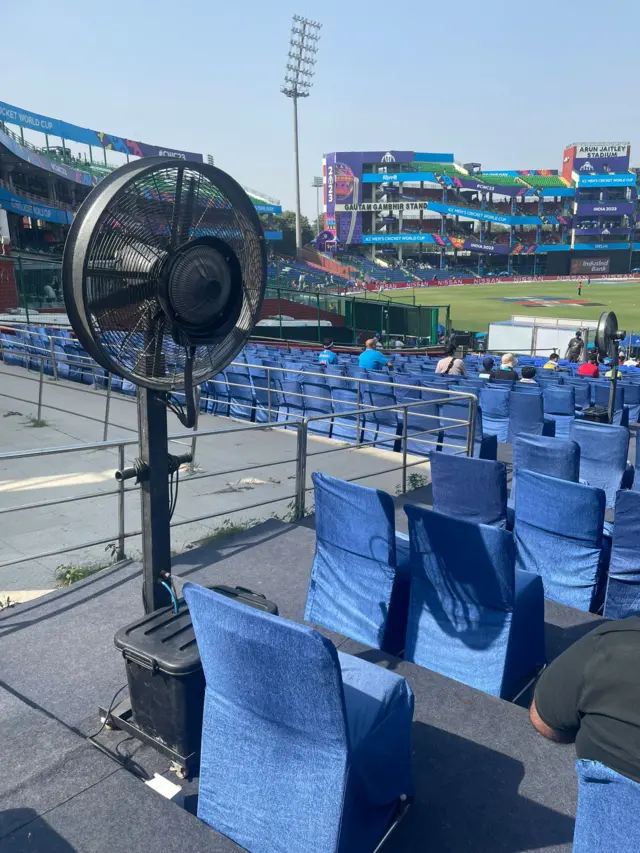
[312, 176, 323, 235]
[281, 15, 322, 255]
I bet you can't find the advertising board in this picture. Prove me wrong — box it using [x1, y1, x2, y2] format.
[570, 258, 611, 275]
[0, 99, 203, 161]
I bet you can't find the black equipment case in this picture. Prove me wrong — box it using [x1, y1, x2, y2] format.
[582, 405, 609, 423]
[113, 585, 278, 766]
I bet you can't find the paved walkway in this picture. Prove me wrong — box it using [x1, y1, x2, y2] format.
[0, 363, 430, 597]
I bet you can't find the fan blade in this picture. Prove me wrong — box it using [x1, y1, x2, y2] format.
[88, 278, 157, 316]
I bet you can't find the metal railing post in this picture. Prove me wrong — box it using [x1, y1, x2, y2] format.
[356, 379, 362, 445]
[465, 395, 478, 457]
[50, 337, 58, 381]
[117, 444, 126, 560]
[37, 357, 44, 420]
[402, 404, 408, 493]
[294, 420, 308, 520]
[103, 374, 112, 441]
[267, 366, 272, 423]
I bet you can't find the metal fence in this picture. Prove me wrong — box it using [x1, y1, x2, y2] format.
[0, 351, 477, 572]
[0, 255, 450, 345]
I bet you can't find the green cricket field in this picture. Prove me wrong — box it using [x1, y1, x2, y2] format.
[371, 278, 640, 334]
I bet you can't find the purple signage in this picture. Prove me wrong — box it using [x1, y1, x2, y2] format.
[573, 142, 630, 175]
[327, 151, 416, 244]
[324, 152, 336, 231]
[575, 201, 634, 215]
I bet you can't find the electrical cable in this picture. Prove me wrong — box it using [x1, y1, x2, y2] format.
[86, 684, 151, 782]
[86, 683, 128, 740]
[161, 580, 179, 614]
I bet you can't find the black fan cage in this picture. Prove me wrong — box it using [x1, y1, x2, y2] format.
[63, 159, 266, 391]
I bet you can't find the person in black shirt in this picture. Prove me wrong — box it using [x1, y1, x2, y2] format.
[493, 352, 519, 381]
[529, 618, 640, 784]
[565, 330, 584, 363]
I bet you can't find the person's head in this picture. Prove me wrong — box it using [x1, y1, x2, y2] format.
[588, 350, 598, 363]
[365, 338, 376, 350]
[575, 330, 582, 339]
[482, 356, 495, 373]
[521, 366, 536, 380]
[548, 353, 559, 363]
[445, 344, 456, 357]
[501, 352, 517, 369]
[323, 338, 334, 350]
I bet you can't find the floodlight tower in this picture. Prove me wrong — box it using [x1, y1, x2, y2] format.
[281, 14, 322, 254]
[312, 176, 323, 235]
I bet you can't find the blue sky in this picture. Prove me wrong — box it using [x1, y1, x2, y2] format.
[3, 0, 640, 218]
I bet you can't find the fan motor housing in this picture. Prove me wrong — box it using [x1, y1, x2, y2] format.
[159, 237, 244, 346]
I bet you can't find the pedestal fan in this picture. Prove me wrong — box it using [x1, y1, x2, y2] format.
[63, 156, 266, 611]
[595, 311, 626, 424]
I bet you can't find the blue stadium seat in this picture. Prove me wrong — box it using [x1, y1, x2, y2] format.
[305, 472, 411, 654]
[593, 382, 628, 426]
[573, 760, 640, 853]
[569, 421, 632, 508]
[542, 386, 576, 440]
[438, 401, 497, 460]
[185, 581, 414, 853]
[278, 380, 305, 428]
[226, 371, 255, 421]
[510, 434, 580, 508]
[603, 490, 640, 620]
[403, 505, 545, 699]
[508, 392, 555, 442]
[514, 469, 608, 612]
[430, 452, 508, 527]
[479, 387, 510, 442]
[302, 382, 333, 437]
[331, 388, 362, 443]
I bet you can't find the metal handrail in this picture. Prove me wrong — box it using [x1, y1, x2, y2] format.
[0, 341, 477, 571]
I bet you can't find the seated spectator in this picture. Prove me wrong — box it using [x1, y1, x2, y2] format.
[358, 339, 392, 370]
[478, 356, 496, 380]
[578, 350, 600, 378]
[435, 345, 467, 376]
[605, 358, 622, 379]
[624, 354, 637, 367]
[494, 353, 519, 381]
[543, 353, 560, 371]
[520, 366, 538, 384]
[318, 338, 338, 366]
[529, 617, 640, 784]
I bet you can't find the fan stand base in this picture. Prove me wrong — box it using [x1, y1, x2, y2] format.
[97, 696, 197, 779]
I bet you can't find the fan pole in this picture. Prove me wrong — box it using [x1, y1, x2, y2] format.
[137, 388, 173, 613]
[608, 343, 618, 425]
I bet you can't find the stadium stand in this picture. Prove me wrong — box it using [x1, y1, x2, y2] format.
[411, 162, 466, 176]
[519, 174, 570, 188]
[475, 173, 528, 187]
